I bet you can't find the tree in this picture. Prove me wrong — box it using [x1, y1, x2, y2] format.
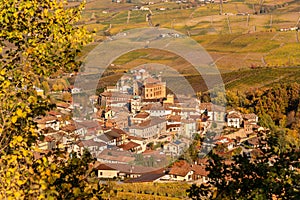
[188, 135, 300, 199]
[41, 81, 50, 94]
[187, 184, 214, 200]
[0, 0, 97, 199]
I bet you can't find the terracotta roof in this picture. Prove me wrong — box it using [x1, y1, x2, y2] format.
[81, 139, 106, 147]
[166, 124, 181, 130]
[76, 120, 100, 129]
[61, 124, 76, 133]
[95, 164, 117, 171]
[35, 116, 57, 124]
[56, 102, 70, 109]
[98, 133, 114, 142]
[144, 77, 160, 84]
[191, 165, 209, 176]
[167, 115, 181, 122]
[111, 128, 128, 135]
[227, 112, 241, 119]
[48, 110, 62, 117]
[134, 112, 150, 119]
[197, 158, 209, 166]
[125, 172, 166, 183]
[118, 141, 140, 151]
[141, 103, 167, 111]
[127, 135, 144, 141]
[243, 113, 257, 120]
[169, 160, 191, 177]
[97, 154, 135, 163]
[104, 129, 126, 138]
[101, 91, 131, 99]
[45, 136, 54, 142]
[104, 163, 159, 174]
[225, 129, 247, 140]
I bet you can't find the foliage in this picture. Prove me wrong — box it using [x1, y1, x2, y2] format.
[188, 134, 300, 200]
[0, 0, 99, 199]
[186, 184, 214, 200]
[227, 83, 300, 131]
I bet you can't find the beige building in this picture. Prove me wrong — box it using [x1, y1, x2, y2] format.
[96, 164, 119, 179]
[133, 77, 166, 100]
[144, 81, 166, 100]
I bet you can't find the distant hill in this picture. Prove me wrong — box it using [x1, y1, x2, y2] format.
[75, 0, 300, 91]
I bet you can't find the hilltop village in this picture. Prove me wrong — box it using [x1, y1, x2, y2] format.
[35, 68, 267, 183]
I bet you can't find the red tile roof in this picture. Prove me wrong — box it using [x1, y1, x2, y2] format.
[191, 165, 209, 176]
[118, 141, 140, 151]
[169, 160, 191, 177]
[134, 112, 150, 119]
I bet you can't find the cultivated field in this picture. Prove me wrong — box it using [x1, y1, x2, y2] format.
[75, 0, 300, 91]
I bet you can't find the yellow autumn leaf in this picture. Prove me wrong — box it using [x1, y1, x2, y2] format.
[28, 167, 34, 174]
[73, 187, 81, 196]
[16, 136, 23, 142]
[45, 169, 51, 176]
[16, 108, 23, 117]
[11, 116, 18, 123]
[17, 179, 24, 186]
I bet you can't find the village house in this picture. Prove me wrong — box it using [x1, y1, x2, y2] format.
[79, 139, 107, 157]
[168, 160, 193, 181]
[128, 117, 166, 139]
[48, 110, 63, 120]
[215, 136, 235, 150]
[56, 102, 72, 113]
[131, 112, 151, 124]
[200, 103, 225, 122]
[133, 77, 166, 100]
[163, 140, 188, 157]
[118, 141, 143, 153]
[141, 103, 172, 117]
[100, 108, 116, 120]
[95, 163, 160, 180]
[99, 91, 131, 108]
[96, 149, 135, 164]
[130, 96, 142, 114]
[127, 135, 147, 152]
[95, 128, 128, 146]
[166, 123, 181, 134]
[227, 110, 243, 128]
[112, 109, 130, 129]
[117, 75, 134, 94]
[75, 120, 102, 137]
[125, 169, 167, 183]
[35, 116, 60, 131]
[181, 119, 197, 139]
[224, 128, 248, 144]
[242, 113, 259, 133]
[191, 164, 210, 183]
